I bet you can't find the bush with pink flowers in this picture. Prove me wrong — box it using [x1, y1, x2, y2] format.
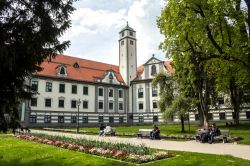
[15, 134, 174, 164]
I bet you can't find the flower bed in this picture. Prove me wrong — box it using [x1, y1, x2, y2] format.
[15, 134, 174, 164]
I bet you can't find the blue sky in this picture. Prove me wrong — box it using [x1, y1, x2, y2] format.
[61, 0, 166, 66]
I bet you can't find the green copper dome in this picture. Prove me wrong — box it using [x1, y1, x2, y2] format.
[120, 22, 135, 33]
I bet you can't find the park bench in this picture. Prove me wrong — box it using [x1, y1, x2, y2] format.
[195, 129, 230, 143]
[137, 129, 160, 139]
[104, 126, 116, 136]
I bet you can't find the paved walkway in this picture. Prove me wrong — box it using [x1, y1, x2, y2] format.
[31, 129, 250, 160]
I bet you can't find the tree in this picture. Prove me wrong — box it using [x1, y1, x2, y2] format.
[152, 71, 194, 132]
[0, 0, 75, 132]
[157, 0, 250, 126]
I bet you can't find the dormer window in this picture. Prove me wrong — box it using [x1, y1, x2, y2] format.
[109, 73, 113, 84]
[73, 62, 79, 68]
[58, 65, 67, 76]
[151, 65, 157, 76]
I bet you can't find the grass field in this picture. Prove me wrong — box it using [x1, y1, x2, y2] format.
[0, 135, 250, 166]
[55, 123, 250, 144]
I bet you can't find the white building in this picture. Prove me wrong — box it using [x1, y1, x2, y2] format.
[19, 24, 250, 126]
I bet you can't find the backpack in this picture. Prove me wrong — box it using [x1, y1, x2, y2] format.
[201, 133, 208, 143]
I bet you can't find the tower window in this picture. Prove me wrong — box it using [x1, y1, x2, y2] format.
[129, 31, 133, 36]
[130, 40, 134, 45]
[122, 32, 124, 37]
[151, 65, 157, 75]
[121, 40, 124, 45]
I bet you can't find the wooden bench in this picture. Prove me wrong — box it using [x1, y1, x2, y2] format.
[137, 129, 160, 139]
[137, 129, 152, 138]
[195, 129, 229, 143]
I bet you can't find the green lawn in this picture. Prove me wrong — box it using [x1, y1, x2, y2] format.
[57, 123, 250, 144]
[1, 135, 250, 166]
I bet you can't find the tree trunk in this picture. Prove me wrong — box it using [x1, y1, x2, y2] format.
[180, 115, 185, 132]
[230, 80, 242, 125]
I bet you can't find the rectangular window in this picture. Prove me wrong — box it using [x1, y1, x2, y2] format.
[153, 116, 158, 123]
[72, 85, 77, 94]
[31, 80, 38, 91]
[153, 102, 157, 109]
[139, 116, 144, 123]
[83, 101, 88, 109]
[83, 86, 88, 95]
[45, 82, 52, 92]
[44, 115, 51, 123]
[58, 99, 64, 108]
[58, 116, 64, 123]
[138, 88, 143, 98]
[45, 98, 51, 107]
[119, 102, 123, 110]
[109, 117, 114, 123]
[83, 116, 88, 123]
[129, 31, 133, 36]
[109, 102, 113, 110]
[122, 32, 124, 37]
[121, 40, 124, 45]
[31, 98, 37, 107]
[246, 111, 250, 119]
[118, 89, 123, 98]
[119, 117, 124, 123]
[139, 103, 143, 110]
[218, 97, 224, 105]
[29, 115, 36, 123]
[208, 113, 213, 120]
[71, 100, 77, 108]
[59, 84, 65, 93]
[99, 116, 104, 123]
[71, 116, 76, 123]
[109, 89, 113, 97]
[195, 114, 200, 121]
[99, 88, 103, 96]
[130, 40, 134, 45]
[99, 101, 103, 109]
[152, 87, 158, 97]
[219, 112, 226, 120]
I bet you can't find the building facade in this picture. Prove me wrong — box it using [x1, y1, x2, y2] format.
[19, 24, 250, 127]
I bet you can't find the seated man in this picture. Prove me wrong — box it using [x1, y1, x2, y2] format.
[150, 126, 160, 140]
[208, 123, 220, 144]
[99, 123, 106, 136]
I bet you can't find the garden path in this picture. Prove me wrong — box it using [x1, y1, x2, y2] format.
[31, 129, 250, 160]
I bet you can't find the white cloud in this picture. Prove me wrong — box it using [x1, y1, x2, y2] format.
[61, 0, 166, 66]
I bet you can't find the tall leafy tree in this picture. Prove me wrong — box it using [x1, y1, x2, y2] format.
[157, 0, 250, 126]
[0, 0, 75, 132]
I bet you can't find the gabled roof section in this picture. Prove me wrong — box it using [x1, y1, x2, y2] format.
[35, 54, 125, 84]
[144, 54, 162, 65]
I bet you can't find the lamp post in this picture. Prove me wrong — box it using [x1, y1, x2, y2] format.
[77, 99, 81, 134]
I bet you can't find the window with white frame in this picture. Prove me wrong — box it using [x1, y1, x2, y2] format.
[99, 101, 103, 109]
[99, 88, 103, 96]
[45, 98, 51, 107]
[83, 101, 88, 109]
[119, 102, 123, 110]
[44, 115, 51, 123]
[83, 86, 88, 95]
[118, 89, 123, 98]
[152, 87, 158, 97]
[139, 103, 143, 110]
[109, 88, 113, 97]
[31, 80, 38, 91]
[45, 82, 52, 92]
[109, 101, 113, 110]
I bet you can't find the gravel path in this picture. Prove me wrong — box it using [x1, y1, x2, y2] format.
[31, 129, 250, 160]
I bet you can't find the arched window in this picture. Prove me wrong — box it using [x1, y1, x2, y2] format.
[60, 67, 66, 75]
[151, 65, 157, 75]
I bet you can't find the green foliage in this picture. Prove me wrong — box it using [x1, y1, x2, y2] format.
[157, 0, 250, 126]
[0, 0, 75, 129]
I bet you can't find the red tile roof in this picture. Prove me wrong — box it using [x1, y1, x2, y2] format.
[34, 54, 124, 83]
[34, 54, 174, 84]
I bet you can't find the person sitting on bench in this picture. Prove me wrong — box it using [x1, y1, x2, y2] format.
[150, 125, 160, 140]
[208, 123, 220, 144]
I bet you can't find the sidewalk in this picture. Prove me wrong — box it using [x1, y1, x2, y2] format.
[31, 129, 250, 160]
